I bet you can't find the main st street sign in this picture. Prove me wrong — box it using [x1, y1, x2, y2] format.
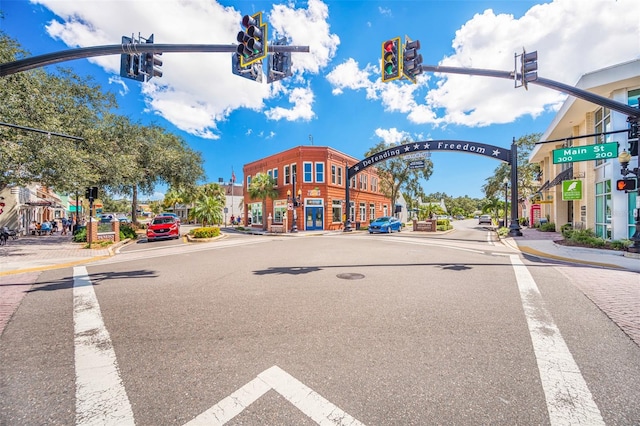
[552, 142, 618, 164]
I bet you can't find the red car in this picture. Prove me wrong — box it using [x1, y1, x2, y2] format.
[146, 216, 180, 242]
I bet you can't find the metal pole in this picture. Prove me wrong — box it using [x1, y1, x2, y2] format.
[344, 162, 352, 231]
[420, 65, 640, 119]
[0, 43, 311, 77]
[291, 173, 298, 233]
[508, 139, 523, 236]
[504, 182, 508, 228]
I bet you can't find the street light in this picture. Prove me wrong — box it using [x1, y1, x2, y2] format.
[287, 187, 301, 232]
[503, 176, 509, 228]
[618, 149, 640, 253]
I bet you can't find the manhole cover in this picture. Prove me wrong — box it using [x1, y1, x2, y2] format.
[336, 273, 365, 280]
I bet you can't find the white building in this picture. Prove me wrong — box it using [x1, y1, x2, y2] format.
[529, 59, 639, 241]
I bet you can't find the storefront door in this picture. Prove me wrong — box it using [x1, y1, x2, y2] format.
[305, 206, 323, 230]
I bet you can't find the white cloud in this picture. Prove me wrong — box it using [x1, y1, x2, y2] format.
[378, 7, 392, 17]
[268, 0, 340, 75]
[108, 76, 129, 96]
[326, 0, 640, 128]
[34, 0, 338, 139]
[325, 58, 375, 95]
[374, 128, 411, 145]
[265, 87, 315, 121]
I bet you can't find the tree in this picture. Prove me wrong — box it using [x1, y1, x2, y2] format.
[482, 134, 541, 200]
[418, 203, 445, 220]
[481, 198, 504, 224]
[190, 195, 224, 226]
[364, 140, 434, 211]
[247, 173, 278, 230]
[163, 187, 185, 213]
[0, 31, 115, 193]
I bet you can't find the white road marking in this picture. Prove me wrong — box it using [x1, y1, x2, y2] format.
[510, 255, 604, 425]
[187, 365, 365, 426]
[74, 266, 135, 426]
[486, 231, 495, 245]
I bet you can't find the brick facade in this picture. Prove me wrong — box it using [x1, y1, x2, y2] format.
[243, 146, 392, 231]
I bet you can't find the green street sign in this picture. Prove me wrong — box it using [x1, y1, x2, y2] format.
[553, 142, 618, 164]
[562, 179, 582, 200]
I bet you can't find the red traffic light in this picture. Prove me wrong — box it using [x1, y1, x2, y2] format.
[616, 178, 638, 191]
[383, 40, 395, 53]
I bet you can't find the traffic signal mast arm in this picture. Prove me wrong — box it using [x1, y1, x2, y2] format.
[0, 43, 310, 77]
[420, 64, 640, 120]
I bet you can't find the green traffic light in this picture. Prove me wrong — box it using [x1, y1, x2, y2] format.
[384, 63, 394, 74]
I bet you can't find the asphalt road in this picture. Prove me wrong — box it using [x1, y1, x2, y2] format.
[1, 223, 639, 425]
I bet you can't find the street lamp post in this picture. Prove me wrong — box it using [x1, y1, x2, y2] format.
[618, 150, 640, 253]
[287, 187, 301, 233]
[503, 177, 509, 228]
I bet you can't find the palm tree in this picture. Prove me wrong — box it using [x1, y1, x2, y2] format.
[163, 187, 184, 214]
[481, 198, 502, 224]
[190, 195, 223, 226]
[247, 173, 278, 230]
[418, 203, 445, 220]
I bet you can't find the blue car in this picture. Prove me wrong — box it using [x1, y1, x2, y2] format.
[368, 216, 402, 234]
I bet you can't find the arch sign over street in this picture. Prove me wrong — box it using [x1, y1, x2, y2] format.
[345, 139, 523, 236]
[348, 140, 511, 179]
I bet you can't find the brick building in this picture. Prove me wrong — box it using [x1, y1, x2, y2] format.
[243, 146, 393, 231]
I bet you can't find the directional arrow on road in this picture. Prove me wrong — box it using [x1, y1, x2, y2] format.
[185, 365, 365, 425]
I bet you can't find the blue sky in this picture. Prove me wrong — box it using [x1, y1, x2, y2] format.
[2, 0, 639, 199]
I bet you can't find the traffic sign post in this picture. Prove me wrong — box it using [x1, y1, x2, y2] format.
[552, 142, 618, 164]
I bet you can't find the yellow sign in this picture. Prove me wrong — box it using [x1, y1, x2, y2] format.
[538, 200, 553, 204]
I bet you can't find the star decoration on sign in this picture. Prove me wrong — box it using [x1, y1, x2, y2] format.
[404, 145, 411, 152]
[423, 143, 430, 149]
[492, 149, 501, 157]
[413, 144, 420, 150]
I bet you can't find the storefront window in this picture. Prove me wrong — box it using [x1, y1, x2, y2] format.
[594, 107, 612, 166]
[332, 200, 342, 223]
[359, 202, 366, 222]
[273, 200, 286, 223]
[595, 180, 611, 239]
[628, 191, 638, 239]
[249, 202, 262, 226]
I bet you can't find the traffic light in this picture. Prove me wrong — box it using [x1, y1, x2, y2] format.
[237, 12, 268, 67]
[521, 49, 538, 89]
[267, 38, 293, 83]
[403, 37, 423, 84]
[143, 34, 163, 80]
[616, 178, 638, 191]
[85, 187, 98, 201]
[381, 37, 401, 82]
[231, 52, 263, 83]
[119, 36, 144, 82]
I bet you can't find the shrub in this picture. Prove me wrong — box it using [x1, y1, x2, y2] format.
[190, 227, 221, 239]
[72, 227, 87, 242]
[539, 222, 556, 232]
[609, 239, 631, 250]
[560, 223, 573, 238]
[565, 228, 606, 248]
[119, 224, 137, 240]
[497, 227, 509, 237]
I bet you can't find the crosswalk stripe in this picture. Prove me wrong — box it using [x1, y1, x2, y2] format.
[74, 266, 135, 425]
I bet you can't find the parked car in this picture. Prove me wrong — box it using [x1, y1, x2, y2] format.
[118, 216, 131, 224]
[478, 214, 492, 225]
[146, 216, 180, 242]
[368, 216, 402, 234]
[99, 214, 115, 223]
